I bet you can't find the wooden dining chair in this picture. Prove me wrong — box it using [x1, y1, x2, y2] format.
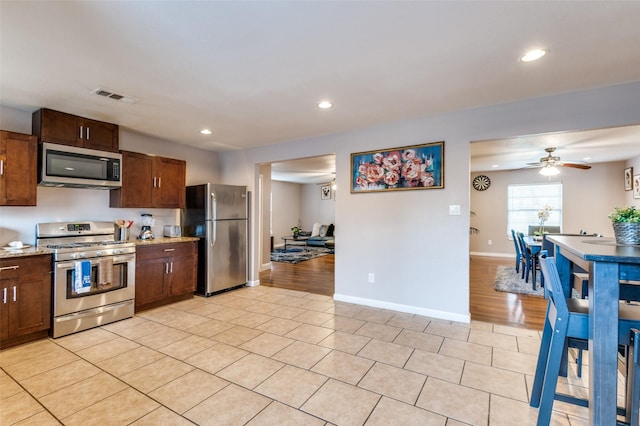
[530, 252, 640, 426]
[511, 229, 523, 274]
[517, 232, 538, 287]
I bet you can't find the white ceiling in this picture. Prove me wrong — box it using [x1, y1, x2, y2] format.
[2, 1, 640, 177]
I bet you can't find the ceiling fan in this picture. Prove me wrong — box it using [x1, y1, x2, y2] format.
[527, 147, 591, 175]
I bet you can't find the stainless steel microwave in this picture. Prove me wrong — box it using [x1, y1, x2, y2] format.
[40, 142, 122, 189]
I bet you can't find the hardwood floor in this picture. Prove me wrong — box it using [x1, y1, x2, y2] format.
[469, 255, 547, 330]
[259, 253, 335, 296]
[260, 253, 547, 330]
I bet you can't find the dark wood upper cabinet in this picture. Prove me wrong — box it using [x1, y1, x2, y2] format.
[110, 151, 186, 209]
[0, 130, 37, 206]
[32, 108, 119, 152]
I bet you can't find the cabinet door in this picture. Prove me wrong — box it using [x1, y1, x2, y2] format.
[0, 131, 37, 206]
[82, 119, 119, 152]
[9, 271, 51, 338]
[0, 283, 10, 341]
[135, 257, 168, 308]
[168, 255, 197, 297]
[154, 157, 186, 208]
[35, 109, 82, 147]
[110, 151, 154, 208]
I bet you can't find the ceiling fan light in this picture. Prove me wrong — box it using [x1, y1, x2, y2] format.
[539, 165, 560, 176]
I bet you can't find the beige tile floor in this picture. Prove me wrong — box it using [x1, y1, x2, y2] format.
[0, 285, 625, 425]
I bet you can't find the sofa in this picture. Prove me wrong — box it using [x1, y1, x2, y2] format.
[301, 223, 335, 247]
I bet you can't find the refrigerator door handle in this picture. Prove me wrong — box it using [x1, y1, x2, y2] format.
[208, 221, 216, 247]
[211, 192, 217, 221]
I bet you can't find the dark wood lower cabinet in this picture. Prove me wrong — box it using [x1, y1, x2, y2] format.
[0, 255, 52, 349]
[134, 241, 197, 312]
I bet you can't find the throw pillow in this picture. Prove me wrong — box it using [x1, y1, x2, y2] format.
[319, 225, 328, 237]
[311, 222, 321, 237]
[326, 224, 335, 237]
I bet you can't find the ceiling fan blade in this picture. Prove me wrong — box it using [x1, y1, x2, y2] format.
[526, 162, 544, 166]
[561, 162, 591, 170]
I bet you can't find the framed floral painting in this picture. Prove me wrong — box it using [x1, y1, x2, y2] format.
[350, 141, 444, 193]
[634, 174, 640, 199]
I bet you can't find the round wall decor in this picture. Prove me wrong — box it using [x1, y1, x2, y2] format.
[472, 175, 491, 191]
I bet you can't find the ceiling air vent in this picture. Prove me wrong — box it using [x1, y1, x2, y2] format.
[91, 88, 140, 104]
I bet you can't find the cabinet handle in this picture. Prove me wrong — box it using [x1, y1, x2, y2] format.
[0, 265, 19, 271]
[86, 127, 90, 140]
[0, 159, 4, 176]
[163, 248, 175, 252]
[165, 262, 169, 274]
[2, 287, 6, 304]
[170, 262, 173, 274]
[158, 177, 161, 188]
[153, 176, 156, 187]
[80, 125, 84, 139]
[12, 286, 16, 302]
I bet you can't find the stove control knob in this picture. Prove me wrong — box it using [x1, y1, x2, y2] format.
[70, 253, 78, 260]
[96, 251, 103, 257]
[79, 252, 86, 258]
[116, 249, 124, 254]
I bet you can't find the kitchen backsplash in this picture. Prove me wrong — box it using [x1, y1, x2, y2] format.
[0, 186, 180, 245]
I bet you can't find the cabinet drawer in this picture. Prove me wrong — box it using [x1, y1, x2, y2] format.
[0, 255, 51, 279]
[136, 242, 196, 261]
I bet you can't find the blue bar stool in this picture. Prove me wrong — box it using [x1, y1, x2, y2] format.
[628, 328, 639, 426]
[530, 252, 640, 426]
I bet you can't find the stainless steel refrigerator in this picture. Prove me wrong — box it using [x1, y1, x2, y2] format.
[182, 183, 248, 296]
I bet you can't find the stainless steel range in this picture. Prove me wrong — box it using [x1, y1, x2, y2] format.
[36, 221, 136, 338]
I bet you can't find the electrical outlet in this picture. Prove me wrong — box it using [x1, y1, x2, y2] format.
[488, 239, 493, 245]
[368, 273, 375, 283]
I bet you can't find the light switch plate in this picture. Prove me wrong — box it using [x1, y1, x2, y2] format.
[449, 205, 461, 215]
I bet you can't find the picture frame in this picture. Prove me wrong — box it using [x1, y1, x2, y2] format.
[321, 184, 331, 200]
[634, 174, 640, 199]
[350, 141, 444, 193]
[625, 167, 633, 191]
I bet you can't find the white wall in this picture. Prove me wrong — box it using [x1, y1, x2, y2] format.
[300, 183, 335, 230]
[0, 105, 221, 245]
[470, 161, 628, 256]
[271, 181, 301, 247]
[219, 82, 640, 323]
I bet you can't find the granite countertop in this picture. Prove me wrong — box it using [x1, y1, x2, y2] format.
[131, 236, 200, 246]
[0, 237, 199, 259]
[0, 246, 53, 260]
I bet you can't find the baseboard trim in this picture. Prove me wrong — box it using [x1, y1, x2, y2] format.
[333, 293, 470, 324]
[259, 262, 271, 272]
[470, 251, 514, 258]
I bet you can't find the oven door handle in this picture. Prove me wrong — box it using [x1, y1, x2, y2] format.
[54, 300, 133, 322]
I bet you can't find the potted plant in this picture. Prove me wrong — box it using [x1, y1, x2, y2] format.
[608, 206, 640, 245]
[291, 226, 301, 239]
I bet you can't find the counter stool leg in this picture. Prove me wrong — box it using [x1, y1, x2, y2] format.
[628, 328, 639, 426]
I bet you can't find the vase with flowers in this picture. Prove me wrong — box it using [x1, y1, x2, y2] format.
[291, 226, 301, 239]
[608, 206, 640, 245]
[535, 205, 553, 236]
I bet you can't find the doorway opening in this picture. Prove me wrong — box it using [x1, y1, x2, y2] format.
[257, 154, 336, 296]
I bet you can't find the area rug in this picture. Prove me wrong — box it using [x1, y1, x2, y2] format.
[270, 246, 334, 264]
[493, 265, 544, 297]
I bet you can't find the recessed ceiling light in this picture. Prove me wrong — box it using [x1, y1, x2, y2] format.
[520, 49, 547, 62]
[491, 164, 499, 168]
[583, 157, 591, 161]
[318, 101, 332, 109]
[200, 129, 212, 135]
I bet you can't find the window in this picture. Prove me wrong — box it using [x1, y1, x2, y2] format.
[507, 182, 562, 236]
